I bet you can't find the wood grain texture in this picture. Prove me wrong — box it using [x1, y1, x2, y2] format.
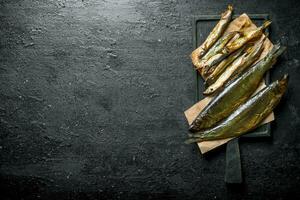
[0, 0, 300, 199]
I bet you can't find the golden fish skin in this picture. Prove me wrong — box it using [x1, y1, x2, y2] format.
[203, 36, 266, 95]
[204, 46, 245, 86]
[202, 31, 238, 61]
[224, 21, 271, 53]
[202, 20, 271, 71]
[198, 31, 239, 75]
[189, 44, 286, 132]
[201, 32, 242, 77]
[190, 5, 233, 70]
[186, 75, 288, 143]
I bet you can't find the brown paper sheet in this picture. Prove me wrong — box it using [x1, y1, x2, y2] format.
[185, 14, 274, 154]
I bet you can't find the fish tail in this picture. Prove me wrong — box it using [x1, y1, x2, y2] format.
[262, 20, 272, 30]
[271, 45, 286, 59]
[184, 138, 202, 144]
[278, 74, 289, 93]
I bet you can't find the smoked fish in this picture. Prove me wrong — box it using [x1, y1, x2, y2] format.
[203, 35, 266, 95]
[198, 31, 239, 77]
[191, 5, 233, 70]
[186, 74, 288, 143]
[204, 46, 245, 86]
[202, 20, 271, 71]
[189, 44, 286, 132]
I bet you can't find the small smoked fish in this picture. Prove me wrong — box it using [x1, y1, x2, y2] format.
[224, 21, 271, 53]
[198, 31, 239, 74]
[205, 32, 269, 83]
[201, 33, 241, 77]
[203, 36, 266, 95]
[203, 32, 239, 61]
[202, 20, 271, 70]
[189, 44, 285, 132]
[186, 75, 288, 143]
[204, 46, 245, 86]
[191, 5, 233, 70]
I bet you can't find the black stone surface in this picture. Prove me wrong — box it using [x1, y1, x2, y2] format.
[0, 0, 300, 199]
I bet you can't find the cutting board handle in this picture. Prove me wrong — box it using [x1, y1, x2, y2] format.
[225, 138, 242, 183]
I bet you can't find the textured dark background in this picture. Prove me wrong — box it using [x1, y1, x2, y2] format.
[0, 0, 300, 199]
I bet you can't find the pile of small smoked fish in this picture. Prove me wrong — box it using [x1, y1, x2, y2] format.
[186, 5, 288, 144]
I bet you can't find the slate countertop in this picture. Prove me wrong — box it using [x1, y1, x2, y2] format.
[0, 0, 299, 199]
